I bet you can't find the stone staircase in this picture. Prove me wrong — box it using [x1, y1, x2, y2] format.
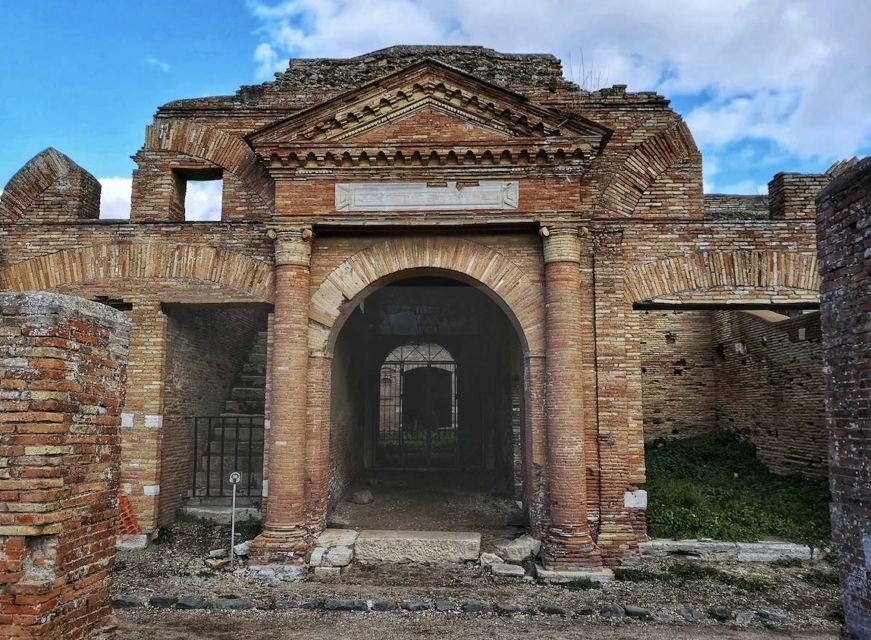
[189, 330, 267, 507]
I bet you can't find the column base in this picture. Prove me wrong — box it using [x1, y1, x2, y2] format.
[597, 522, 643, 566]
[541, 527, 604, 571]
[250, 524, 310, 563]
[535, 562, 614, 584]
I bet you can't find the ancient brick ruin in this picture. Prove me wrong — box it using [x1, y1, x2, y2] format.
[817, 158, 871, 640]
[0, 292, 129, 640]
[0, 46, 833, 574]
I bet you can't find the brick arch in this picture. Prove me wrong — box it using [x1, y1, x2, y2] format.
[598, 120, 700, 217]
[625, 250, 820, 303]
[145, 120, 275, 208]
[0, 243, 274, 301]
[308, 237, 544, 355]
[0, 148, 95, 222]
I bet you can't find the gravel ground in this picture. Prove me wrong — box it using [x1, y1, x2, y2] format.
[116, 609, 839, 640]
[113, 521, 842, 635]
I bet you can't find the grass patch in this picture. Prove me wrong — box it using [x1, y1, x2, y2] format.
[642, 431, 831, 547]
[613, 567, 661, 582]
[613, 562, 773, 593]
[565, 577, 602, 591]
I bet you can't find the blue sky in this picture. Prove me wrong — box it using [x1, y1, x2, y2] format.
[2, 1, 869, 217]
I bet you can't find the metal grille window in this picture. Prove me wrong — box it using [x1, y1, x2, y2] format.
[191, 416, 264, 498]
[376, 343, 460, 468]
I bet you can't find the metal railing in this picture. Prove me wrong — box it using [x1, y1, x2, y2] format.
[190, 415, 264, 498]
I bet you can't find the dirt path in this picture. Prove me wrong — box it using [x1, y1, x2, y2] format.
[117, 610, 839, 640]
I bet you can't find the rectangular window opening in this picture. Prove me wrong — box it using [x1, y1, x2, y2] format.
[174, 168, 223, 221]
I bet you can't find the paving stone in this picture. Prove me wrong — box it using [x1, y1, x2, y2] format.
[176, 596, 211, 610]
[678, 607, 707, 622]
[400, 601, 430, 611]
[757, 609, 788, 623]
[112, 595, 144, 609]
[314, 566, 341, 577]
[324, 545, 354, 567]
[147, 596, 177, 609]
[213, 597, 252, 610]
[493, 603, 523, 615]
[735, 610, 755, 624]
[301, 598, 325, 610]
[624, 605, 652, 619]
[540, 605, 571, 616]
[575, 606, 594, 616]
[601, 603, 625, 618]
[654, 611, 671, 623]
[273, 599, 299, 610]
[324, 598, 368, 611]
[372, 600, 399, 611]
[434, 601, 456, 612]
[479, 552, 503, 566]
[461, 601, 492, 614]
[708, 606, 733, 622]
[355, 530, 480, 565]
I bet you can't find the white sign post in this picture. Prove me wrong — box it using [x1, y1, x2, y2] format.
[228, 471, 241, 569]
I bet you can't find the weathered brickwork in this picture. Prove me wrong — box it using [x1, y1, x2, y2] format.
[711, 310, 827, 478]
[0, 46, 831, 573]
[816, 158, 871, 640]
[0, 292, 128, 640]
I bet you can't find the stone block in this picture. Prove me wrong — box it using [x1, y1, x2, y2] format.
[355, 530, 481, 565]
[315, 528, 359, 547]
[534, 563, 613, 584]
[491, 563, 525, 577]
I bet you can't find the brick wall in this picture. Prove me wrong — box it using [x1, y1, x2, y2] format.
[640, 310, 717, 440]
[639, 309, 827, 478]
[0, 292, 128, 640]
[816, 157, 871, 640]
[159, 305, 267, 526]
[711, 310, 827, 478]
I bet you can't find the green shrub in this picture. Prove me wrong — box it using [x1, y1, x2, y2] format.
[801, 568, 840, 588]
[642, 431, 831, 547]
[613, 567, 662, 582]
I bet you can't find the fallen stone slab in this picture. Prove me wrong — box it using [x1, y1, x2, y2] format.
[355, 530, 481, 565]
[641, 539, 739, 561]
[314, 566, 341, 577]
[491, 563, 525, 578]
[534, 563, 613, 584]
[479, 552, 503, 566]
[496, 534, 541, 563]
[736, 541, 812, 563]
[315, 528, 359, 548]
[324, 546, 354, 567]
[112, 595, 145, 609]
[601, 603, 625, 618]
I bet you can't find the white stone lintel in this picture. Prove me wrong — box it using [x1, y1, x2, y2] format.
[336, 181, 519, 212]
[624, 489, 648, 509]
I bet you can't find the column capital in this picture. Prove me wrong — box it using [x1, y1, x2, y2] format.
[267, 224, 314, 267]
[540, 226, 581, 264]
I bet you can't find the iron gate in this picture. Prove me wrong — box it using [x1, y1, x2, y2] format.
[376, 343, 461, 468]
[191, 415, 264, 498]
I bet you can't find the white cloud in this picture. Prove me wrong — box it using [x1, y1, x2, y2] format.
[145, 57, 170, 72]
[98, 177, 224, 220]
[184, 180, 223, 221]
[248, 0, 871, 167]
[99, 177, 132, 219]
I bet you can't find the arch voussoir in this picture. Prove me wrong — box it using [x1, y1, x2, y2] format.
[310, 237, 544, 355]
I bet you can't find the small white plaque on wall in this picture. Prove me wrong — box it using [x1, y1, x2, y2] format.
[335, 181, 519, 211]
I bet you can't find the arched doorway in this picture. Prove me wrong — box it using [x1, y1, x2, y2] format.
[328, 274, 526, 531]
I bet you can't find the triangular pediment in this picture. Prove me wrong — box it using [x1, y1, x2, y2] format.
[247, 59, 610, 171]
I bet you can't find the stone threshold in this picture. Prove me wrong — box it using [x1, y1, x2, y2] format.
[640, 538, 824, 563]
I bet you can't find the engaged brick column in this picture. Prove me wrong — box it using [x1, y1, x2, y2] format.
[541, 227, 602, 570]
[0, 292, 129, 640]
[253, 226, 313, 559]
[816, 158, 871, 640]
